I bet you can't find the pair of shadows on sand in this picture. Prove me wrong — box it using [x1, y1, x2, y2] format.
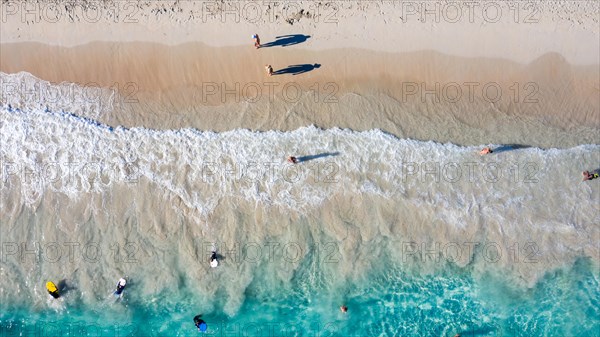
[261, 34, 319, 76]
[261, 34, 311, 48]
[295, 152, 340, 163]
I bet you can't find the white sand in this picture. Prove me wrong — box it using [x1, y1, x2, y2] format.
[1, 1, 598, 64]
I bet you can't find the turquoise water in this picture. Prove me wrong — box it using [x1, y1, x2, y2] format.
[2, 258, 598, 337]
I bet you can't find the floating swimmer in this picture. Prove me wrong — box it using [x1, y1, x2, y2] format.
[583, 170, 599, 181]
[114, 278, 127, 296]
[193, 314, 207, 332]
[46, 281, 60, 299]
[479, 147, 493, 155]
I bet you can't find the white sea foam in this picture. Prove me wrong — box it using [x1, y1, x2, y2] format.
[1, 75, 599, 313]
[1, 98, 598, 218]
[1, 71, 115, 120]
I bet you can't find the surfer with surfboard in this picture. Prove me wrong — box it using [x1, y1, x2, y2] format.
[194, 314, 208, 332]
[46, 281, 60, 299]
[210, 248, 218, 268]
[115, 278, 127, 297]
[583, 170, 599, 181]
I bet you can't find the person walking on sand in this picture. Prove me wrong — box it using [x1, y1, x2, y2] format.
[265, 64, 274, 76]
[252, 34, 261, 49]
[287, 156, 298, 164]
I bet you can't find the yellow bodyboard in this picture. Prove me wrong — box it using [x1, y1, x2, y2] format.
[46, 281, 58, 294]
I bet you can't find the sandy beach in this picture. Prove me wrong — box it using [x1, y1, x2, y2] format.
[1, 1, 599, 147]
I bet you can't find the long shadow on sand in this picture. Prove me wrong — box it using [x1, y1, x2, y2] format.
[492, 144, 531, 154]
[297, 152, 340, 163]
[261, 34, 311, 48]
[273, 63, 321, 76]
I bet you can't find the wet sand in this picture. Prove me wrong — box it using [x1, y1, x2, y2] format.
[1, 42, 599, 147]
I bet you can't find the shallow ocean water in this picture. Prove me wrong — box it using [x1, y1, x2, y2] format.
[1, 258, 599, 336]
[1, 74, 599, 337]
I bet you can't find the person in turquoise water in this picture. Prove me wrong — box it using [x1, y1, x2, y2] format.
[194, 314, 207, 332]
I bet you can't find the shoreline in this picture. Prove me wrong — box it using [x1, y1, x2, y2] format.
[1, 42, 599, 147]
[2, 1, 598, 147]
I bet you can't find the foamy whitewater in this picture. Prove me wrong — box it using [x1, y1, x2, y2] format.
[1, 74, 599, 336]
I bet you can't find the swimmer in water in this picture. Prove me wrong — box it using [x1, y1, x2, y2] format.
[115, 278, 126, 295]
[194, 314, 207, 332]
[210, 250, 218, 268]
[583, 170, 599, 181]
[479, 147, 493, 155]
